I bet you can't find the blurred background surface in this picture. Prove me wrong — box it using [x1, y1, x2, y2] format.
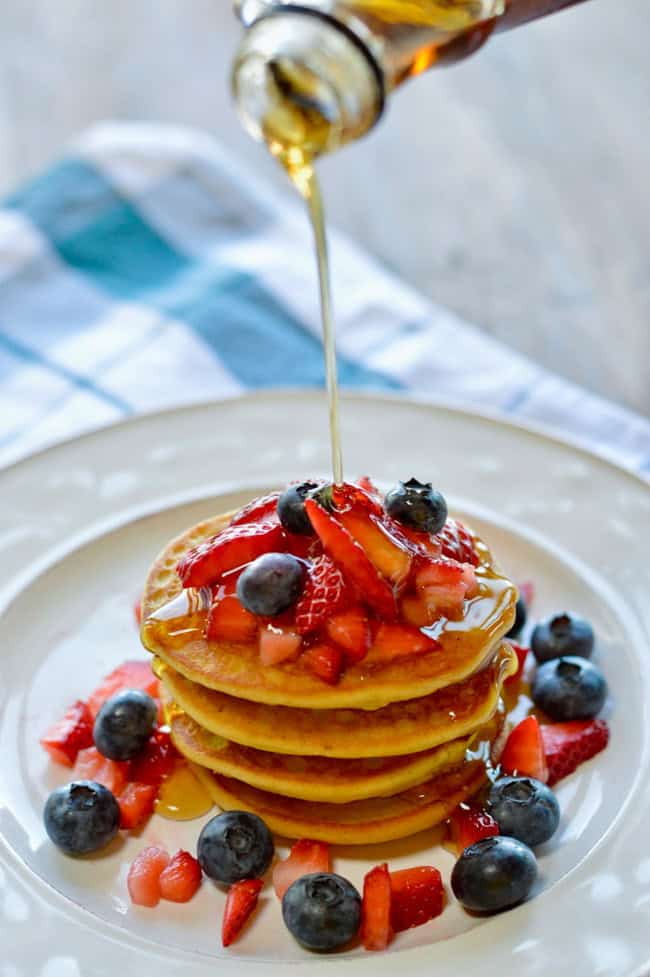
[1, 0, 648, 414]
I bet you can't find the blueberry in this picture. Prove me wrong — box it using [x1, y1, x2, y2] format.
[237, 552, 305, 617]
[532, 656, 607, 720]
[384, 478, 448, 534]
[488, 776, 560, 848]
[282, 872, 361, 951]
[197, 810, 273, 884]
[43, 780, 120, 855]
[531, 612, 594, 663]
[451, 836, 537, 913]
[93, 689, 158, 761]
[506, 595, 527, 640]
[277, 481, 322, 535]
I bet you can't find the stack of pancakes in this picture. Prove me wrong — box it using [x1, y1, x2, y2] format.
[141, 514, 518, 844]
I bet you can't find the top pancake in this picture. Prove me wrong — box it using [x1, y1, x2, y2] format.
[141, 512, 517, 710]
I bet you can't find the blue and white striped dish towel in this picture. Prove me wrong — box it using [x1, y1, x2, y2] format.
[1, 122, 649, 476]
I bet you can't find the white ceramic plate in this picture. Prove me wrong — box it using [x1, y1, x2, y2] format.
[1, 391, 649, 977]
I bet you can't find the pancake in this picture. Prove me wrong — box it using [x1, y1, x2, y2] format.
[141, 513, 517, 710]
[193, 760, 489, 844]
[156, 642, 516, 758]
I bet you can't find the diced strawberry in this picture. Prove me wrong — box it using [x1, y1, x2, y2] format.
[505, 643, 529, 686]
[449, 806, 499, 856]
[325, 606, 371, 664]
[500, 715, 549, 783]
[332, 481, 385, 518]
[272, 839, 331, 899]
[87, 661, 159, 719]
[134, 599, 142, 627]
[305, 500, 398, 619]
[294, 554, 347, 635]
[519, 580, 535, 607]
[177, 520, 285, 589]
[360, 862, 393, 952]
[396, 524, 443, 560]
[259, 625, 302, 665]
[284, 532, 320, 560]
[541, 719, 609, 786]
[222, 878, 263, 947]
[390, 866, 444, 932]
[159, 850, 203, 903]
[301, 643, 344, 685]
[415, 559, 478, 618]
[118, 782, 158, 830]
[368, 622, 440, 663]
[206, 590, 257, 643]
[73, 746, 130, 795]
[400, 594, 434, 628]
[129, 729, 179, 788]
[338, 509, 412, 586]
[128, 846, 170, 907]
[40, 700, 93, 767]
[229, 492, 280, 527]
[357, 476, 381, 499]
[436, 519, 479, 566]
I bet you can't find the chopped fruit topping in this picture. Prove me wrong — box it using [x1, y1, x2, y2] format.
[488, 777, 560, 848]
[331, 481, 385, 519]
[94, 689, 158, 761]
[451, 836, 537, 913]
[87, 661, 159, 719]
[338, 508, 412, 586]
[325, 606, 371, 664]
[449, 806, 500, 856]
[177, 520, 285, 589]
[357, 475, 381, 498]
[198, 811, 274, 884]
[531, 612, 595, 663]
[229, 492, 280, 527]
[384, 479, 448, 535]
[415, 559, 478, 618]
[532, 656, 607, 721]
[237, 553, 305, 617]
[43, 781, 120, 855]
[368, 622, 440, 663]
[128, 846, 170, 907]
[273, 839, 331, 900]
[134, 599, 142, 627]
[301, 643, 344, 685]
[40, 700, 93, 767]
[159, 850, 203, 903]
[505, 643, 529, 686]
[500, 716, 549, 783]
[396, 523, 443, 559]
[222, 878, 264, 947]
[73, 746, 130, 796]
[305, 499, 398, 619]
[206, 590, 257, 643]
[118, 782, 158, 830]
[540, 718, 609, 786]
[294, 554, 347, 635]
[360, 862, 393, 952]
[277, 481, 321, 535]
[437, 518, 479, 566]
[129, 729, 179, 788]
[259, 625, 302, 665]
[400, 593, 434, 628]
[282, 873, 361, 952]
[390, 866, 444, 932]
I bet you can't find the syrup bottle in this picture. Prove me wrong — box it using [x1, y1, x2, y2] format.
[232, 1, 590, 161]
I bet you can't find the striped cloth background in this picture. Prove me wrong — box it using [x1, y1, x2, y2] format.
[1, 122, 649, 476]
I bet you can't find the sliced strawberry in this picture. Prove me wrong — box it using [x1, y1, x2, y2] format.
[177, 520, 285, 589]
[396, 524, 443, 560]
[40, 700, 93, 767]
[500, 715, 548, 783]
[305, 500, 398, 619]
[519, 580, 535, 607]
[134, 599, 142, 627]
[294, 554, 347, 635]
[207, 590, 257, 643]
[436, 519, 479, 566]
[325, 606, 371, 664]
[129, 729, 179, 788]
[505, 643, 529, 686]
[87, 660, 159, 719]
[222, 878, 263, 947]
[128, 846, 170, 907]
[301, 643, 344, 685]
[272, 839, 331, 899]
[338, 509, 412, 586]
[73, 746, 130, 795]
[259, 625, 302, 665]
[390, 866, 444, 932]
[449, 806, 499, 856]
[159, 850, 203, 903]
[400, 594, 434, 628]
[541, 719, 609, 786]
[360, 862, 393, 952]
[415, 559, 478, 618]
[284, 531, 320, 560]
[332, 481, 385, 518]
[118, 782, 158, 830]
[229, 492, 280, 527]
[357, 476, 381, 498]
[368, 622, 440, 663]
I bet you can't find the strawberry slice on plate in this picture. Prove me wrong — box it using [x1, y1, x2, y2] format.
[500, 715, 549, 783]
[325, 606, 371, 664]
[390, 866, 444, 932]
[159, 850, 203, 903]
[40, 700, 94, 767]
[437, 519, 479, 566]
[87, 661, 159, 719]
[301, 643, 344, 685]
[449, 806, 500, 856]
[177, 520, 285, 589]
[222, 878, 264, 947]
[73, 746, 130, 796]
[360, 862, 393, 952]
[368, 622, 440, 663]
[229, 492, 280, 527]
[129, 729, 179, 788]
[118, 782, 158, 830]
[272, 839, 331, 900]
[294, 554, 347, 635]
[259, 625, 302, 665]
[128, 846, 170, 907]
[541, 718, 609, 786]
